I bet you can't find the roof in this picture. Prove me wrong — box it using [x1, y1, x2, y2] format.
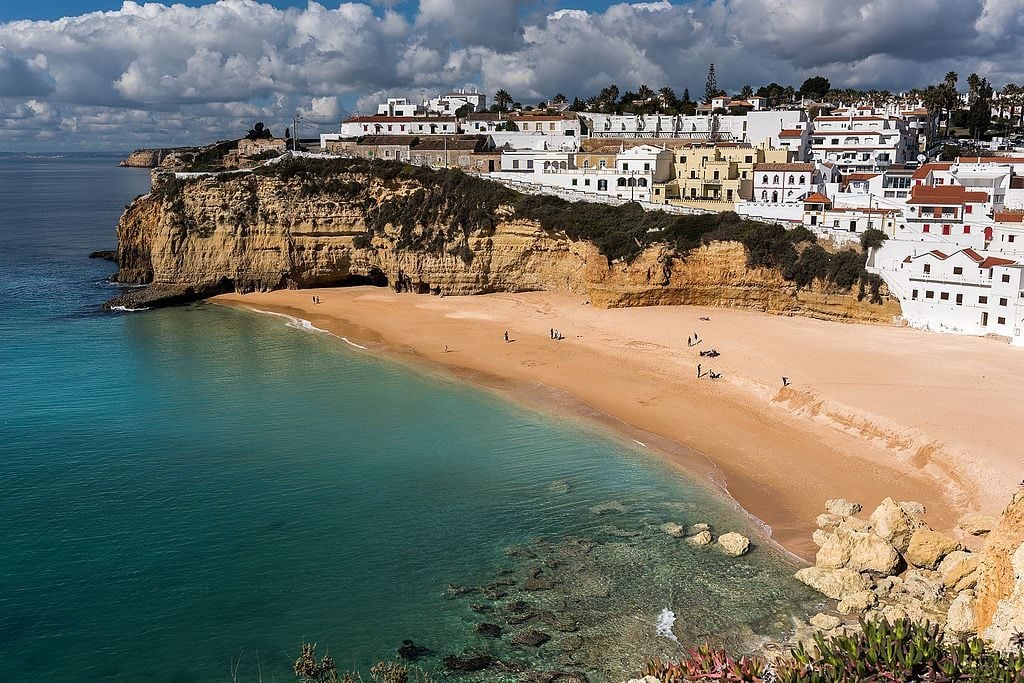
[995, 210, 1024, 223]
[804, 192, 832, 204]
[956, 156, 1024, 164]
[754, 162, 815, 171]
[345, 115, 456, 123]
[509, 114, 575, 121]
[726, 100, 754, 108]
[907, 184, 989, 205]
[843, 172, 881, 182]
[981, 256, 1018, 268]
[911, 163, 951, 180]
[414, 137, 489, 152]
[355, 135, 419, 146]
[778, 129, 804, 138]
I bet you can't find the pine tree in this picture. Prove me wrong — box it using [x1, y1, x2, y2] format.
[682, 88, 690, 104]
[704, 64, 718, 105]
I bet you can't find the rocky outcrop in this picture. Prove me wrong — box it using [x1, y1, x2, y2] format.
[107, 166, 898, 321]
[975, 491, 1024, 649]
[119, 148, 199, 168]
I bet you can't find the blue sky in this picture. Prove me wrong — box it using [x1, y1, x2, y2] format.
[0, 0, 1020, 150]
[0, 0, 612, 23]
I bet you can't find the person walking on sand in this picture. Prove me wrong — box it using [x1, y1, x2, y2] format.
[782, 377, 790, 387]
[444, 344, 448, 353]
[550, 328, 554, 339]
[697, 363, 701, 378]
[504, 330, 509, 343]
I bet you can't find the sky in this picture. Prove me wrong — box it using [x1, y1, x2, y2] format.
[0, 0, 1022, 151]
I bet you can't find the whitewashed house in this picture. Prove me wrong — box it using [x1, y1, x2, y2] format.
[808, 108, 915, 173]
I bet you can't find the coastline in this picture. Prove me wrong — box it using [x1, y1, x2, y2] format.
[214, 287, 1020, 560]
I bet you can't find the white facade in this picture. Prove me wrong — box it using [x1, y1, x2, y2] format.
[752, 163, 818, 204]
[339, 116, 459, 138]
[808, 109, 915, 173]
[579, 111, 804, 147]
[427, 89, 486, 115]
[509, 115, 579, 137]
[376, 98, 421, 117]
[868, 244, 1024, 342]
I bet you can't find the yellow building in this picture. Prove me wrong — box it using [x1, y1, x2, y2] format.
[655, 143, 791, 210]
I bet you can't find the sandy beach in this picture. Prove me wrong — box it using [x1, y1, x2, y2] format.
[215, 287, 1023, 559]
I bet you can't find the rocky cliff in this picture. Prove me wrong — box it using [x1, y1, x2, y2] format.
[107, 163, 897, 323]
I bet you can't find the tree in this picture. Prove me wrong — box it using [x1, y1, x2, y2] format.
[739, 84, 754, 100]
[756, 82, 787, 108]
[493, 89, 513, 112]
[967, 77, 993, 140]
[704, 64, 718, 104]
[246, 122, 273, 140]
[553, 92, 567, 104]
[658, 86, 679, 113]
[860, 228, 888, 251]
[454, 103, 474, 119]
[682, 88, 691, 104]
[599, 84, 620, 113]
[569, 96, 586, 112]
[799, 76, 831, 101]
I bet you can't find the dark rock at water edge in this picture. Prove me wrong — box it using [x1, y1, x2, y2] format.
[442, 653, 494, 672]
[398, 640, 432, 661]
[474, 622, 503, 638]
[444, 583, 479, 599]
[88, 250, 117, 262]
[513, 630, 551, 647]
[470, 603, 493, 613]
[103, 282, 232, 310]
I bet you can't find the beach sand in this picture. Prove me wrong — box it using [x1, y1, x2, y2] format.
[216, 287, 1023, 560]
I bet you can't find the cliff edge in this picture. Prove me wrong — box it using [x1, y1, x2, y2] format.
[107, 158, 897, 322]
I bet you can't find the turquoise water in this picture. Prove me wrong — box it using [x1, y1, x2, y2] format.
[0, 156, 820, 682]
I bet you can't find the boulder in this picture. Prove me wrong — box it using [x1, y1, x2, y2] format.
[816, 513, 847, 531]
[906, 528, 960, 570]
[874, 576, 903, 598]
[809, 613, 842, 631]
[902, 569, 945, 607]
[513, 630, 551, 647]
[812, 529, 831, 547]
[692, 523, 710, 532]
[945, 592, 978, 635]
[814, 534, 850, 569]
[687, 530, 713, 546]
[795, 567, 871, 600]
[398, 640, 432, 661]
[869, 497, 922, 552]
[837, 590, 877, 615]
[959, 514, 998, 536]
[660, 522, 686, 538]
[939, 551, 980, 593]
[826, 499, 862, 517]
[899, 501, 927, 516]
[442, 653, 494, 672]
[815, 530, 900, 575]
[717, 532, 750, 556]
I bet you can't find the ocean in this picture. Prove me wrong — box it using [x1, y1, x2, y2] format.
[0, 155, 820, 682]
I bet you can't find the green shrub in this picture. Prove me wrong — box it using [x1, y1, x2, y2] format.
[860, 228, 888, 251]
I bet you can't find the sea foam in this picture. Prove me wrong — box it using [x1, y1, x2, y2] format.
[655, 607, 679, 642]
[250, 308, 368, 349]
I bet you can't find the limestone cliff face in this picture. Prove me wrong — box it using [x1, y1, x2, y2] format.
[975, 492, 1024, 648]
[109, 170, 896, 324]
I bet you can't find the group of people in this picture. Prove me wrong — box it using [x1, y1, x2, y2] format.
[693, 320, 722, 380]
[549, 328, 565, 340]
[311, 295, 321, 304]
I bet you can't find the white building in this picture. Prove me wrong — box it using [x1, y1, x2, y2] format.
[752, 162, 819, 204]
[426, 89, 487, 115]
[376, 97, 421, 117]
[868, 245, 1024, 342]
[808, 108, 915, 173]
[339, 116, 459, 138]
[578, 111, 805, 147]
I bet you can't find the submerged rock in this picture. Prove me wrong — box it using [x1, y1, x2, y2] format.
[470, 603, 493, 613]
[659, 522, 686, 538]
[474, 622, 503, 638]
[444, 584, 479, 599]
[514, 630, 552, 647]
[442, 653, 494, 672]
[795, 567, 871, 600]
[687, 530, 713, 546]
[398, 640, 432, 661]
[589, 501, 628, 515]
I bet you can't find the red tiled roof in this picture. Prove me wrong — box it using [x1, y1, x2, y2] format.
[804, 192, 831, 204]
[911, 163, 951, 180]
[995, 210, 1024, 223]
[754, 162, 815, 171]
[843, 172, 880, 181]
[962, 248, 983, 262]
[906, 184, 988, 205]
[778, 129, 804, 138]
[981, 256, 1018, 268]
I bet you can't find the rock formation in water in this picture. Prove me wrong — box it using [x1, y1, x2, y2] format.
[107, 160, 898, 323]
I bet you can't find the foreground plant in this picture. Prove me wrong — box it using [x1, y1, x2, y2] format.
[641, 618, 1024, 683]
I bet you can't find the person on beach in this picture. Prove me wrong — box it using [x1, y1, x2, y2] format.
[504, 331, 509, 343]
[697, 363, 701, 378]
[550, 328, 554, 339]
[444, 345, 448, 353]
[782, 377, 790, 387]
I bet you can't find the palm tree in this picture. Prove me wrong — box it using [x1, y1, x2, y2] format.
[493, 89, 513, 112]
[658, 87, 678, 113]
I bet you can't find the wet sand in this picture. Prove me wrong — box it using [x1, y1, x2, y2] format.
[215, 288, 1023, 560]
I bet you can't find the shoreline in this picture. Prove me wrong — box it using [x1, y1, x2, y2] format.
[214, 287, 1020, 560]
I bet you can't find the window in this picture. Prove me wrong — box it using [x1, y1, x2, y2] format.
[571, 179, 577, 186]
[549, 122, 556, 131]
[966, 205, 973, 214]
[745, 156, 752, 163]
[587, 179, 593, 187]
[956, 293, 963, 305]
[788, 175, 795, 184]
[849, 221, 857, 232]
[1000, 298, 1008, 306]
[1003, 274, 1011, 283]
[762, 175, 769, 183]
[831, 138, 839, 144]
[912, 289, 918, 300]
[940, 292, 950, 301]
[512, 160, 520, 169]
[773, 175, 779, 183]
[644, 163, 650, 171]
[942, 225, 951, 235]
[617, 178, 626, 187]
[583, 159, 590, 169]
[1010, 235, 1017, 243]
[680, 156, 687, 163]
[999, 317, 1006, 325]
[622, 163, 629, 171]
[638, 178, 648, 187]
[713, 170, 720, 180]
[799, 175, 806, 184]
[980, 295, 988, 304]
[923, 224, 931, 233]
[924, 264, 931, 274]
[964, 226, 971, 234]
[599, 159, 607, 169]
[527, 160, 533, 169]
[925, 290, 934, 299]
[953, 267, 963, 275]
[833, 220, 840, 228]
[727, 189, 733, 200]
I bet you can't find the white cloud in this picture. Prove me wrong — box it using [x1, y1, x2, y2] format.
[0, 0, 1021, 150]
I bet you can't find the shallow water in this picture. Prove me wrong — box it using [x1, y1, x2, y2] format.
[0, 155, 821, 682]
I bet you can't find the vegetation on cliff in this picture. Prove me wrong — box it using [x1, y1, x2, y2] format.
[229, 157, 880, 299]
[640, 618, 1024, 682]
